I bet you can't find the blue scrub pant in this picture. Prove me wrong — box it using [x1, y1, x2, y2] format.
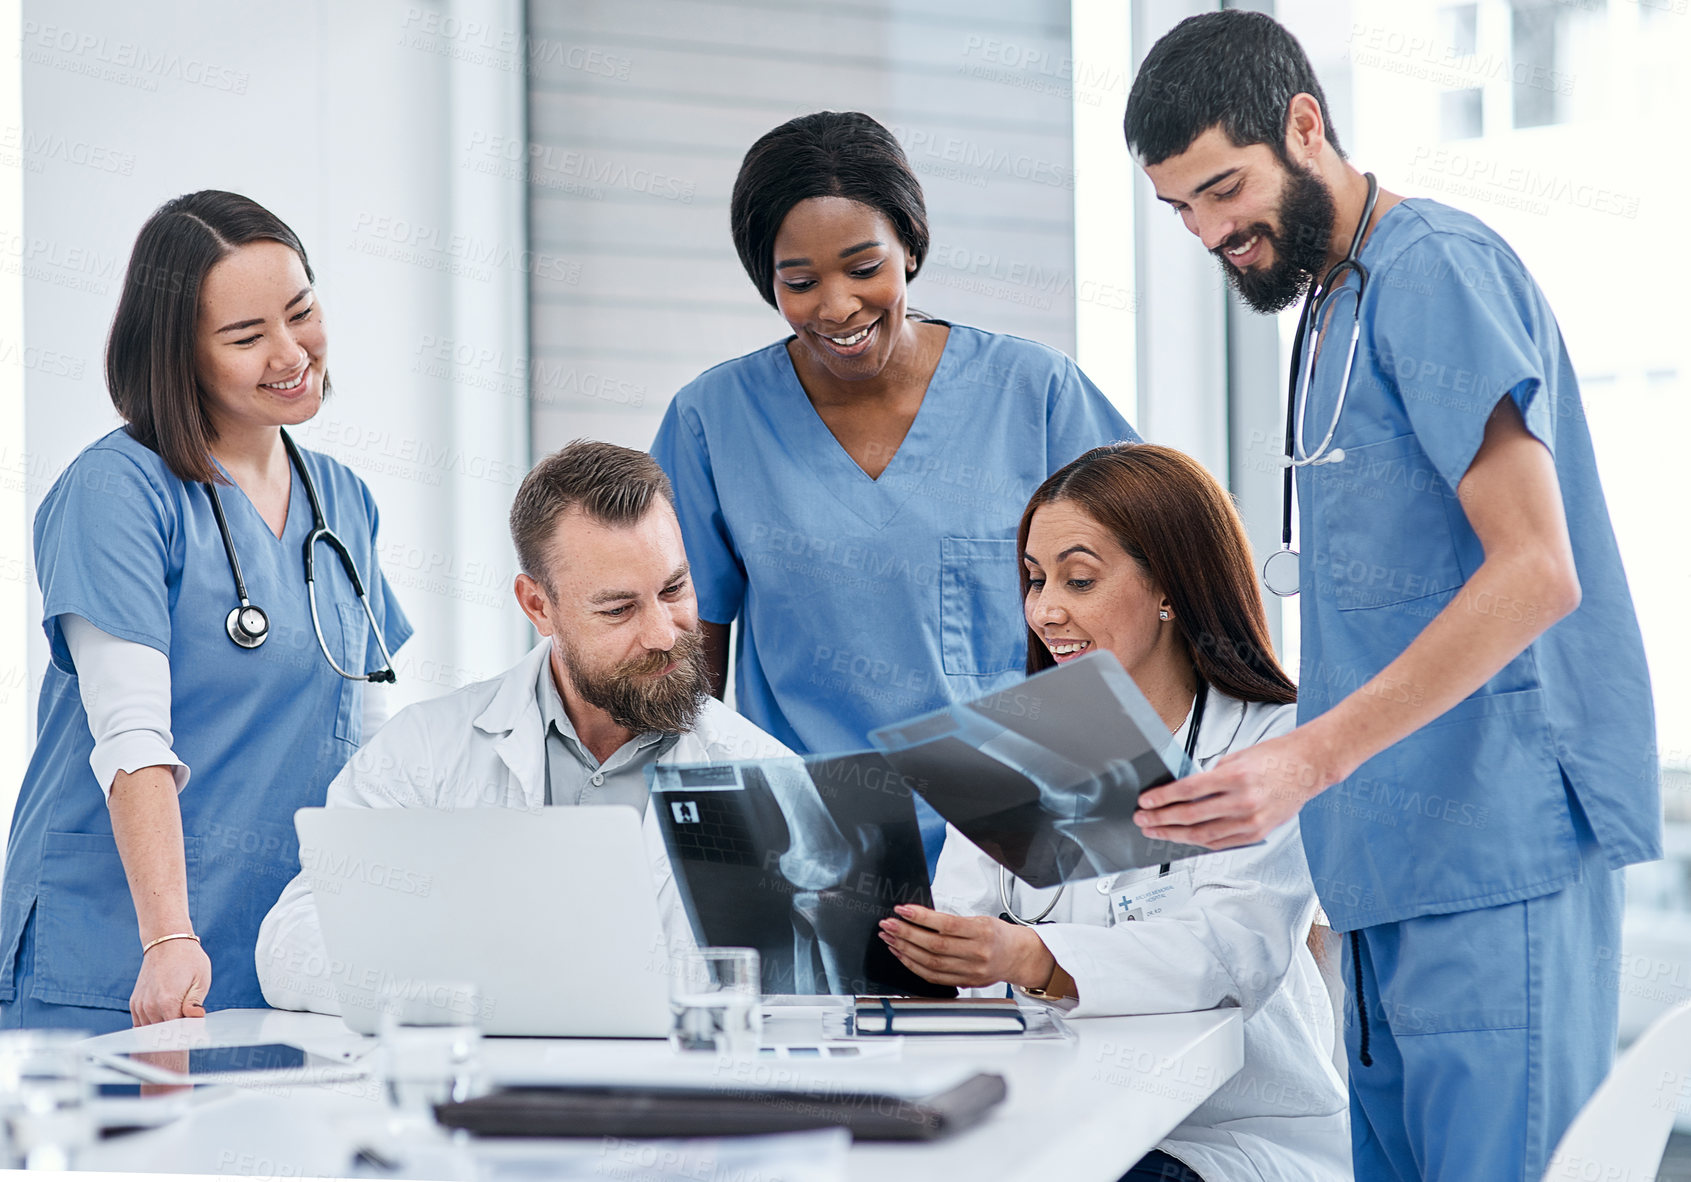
[1342, 828, 1623, 1182]
[0, 908, 131, 1036]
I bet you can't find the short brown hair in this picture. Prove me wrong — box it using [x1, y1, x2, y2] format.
[509, 440, 675, 594]
[1018, 443, 1296, 706]
[106, 190, 325, 485]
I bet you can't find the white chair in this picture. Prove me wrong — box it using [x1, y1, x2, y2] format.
[1308, 920, 1348, 1085]
[1542, 996, 1691, 1181]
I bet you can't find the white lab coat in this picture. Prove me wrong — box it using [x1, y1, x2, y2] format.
[934, 689, 1351, 1182]
[255, 641, 791, 1015]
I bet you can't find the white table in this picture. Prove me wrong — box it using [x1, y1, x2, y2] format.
[77, 1006, 1242, 1182]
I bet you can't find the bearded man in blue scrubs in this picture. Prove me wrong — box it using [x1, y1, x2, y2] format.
[1122, 13, 1660, 1182]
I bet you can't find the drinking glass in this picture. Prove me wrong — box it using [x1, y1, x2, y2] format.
[375, 981, 483, 1116]
[670, 947, 761, 1057]
[0, 1030, 92, 1169]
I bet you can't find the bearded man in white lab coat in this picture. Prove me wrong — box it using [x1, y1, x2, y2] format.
[255, 440, 790, 1015]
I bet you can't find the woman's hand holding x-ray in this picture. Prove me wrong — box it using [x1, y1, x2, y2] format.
[878, 903, 1056, 990]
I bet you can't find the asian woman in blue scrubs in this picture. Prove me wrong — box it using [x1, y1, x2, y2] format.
[652, 112, 1134, 861]
[1, 191, 412, 1031]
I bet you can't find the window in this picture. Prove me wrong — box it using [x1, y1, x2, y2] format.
[1281, 0, 1685, 1039]
[1438, 6, 1483, 137]
[1440, 87, 1485, 138]
[1510, 0, 1610, 129]
[1442, 1, 1480, 53]
[1510, 0, 1561, 127]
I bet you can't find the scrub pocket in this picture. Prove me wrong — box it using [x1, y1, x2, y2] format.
[1306, 686, 1581, 928]
[333, 601, 369, 744]
[1315, 433, 1467, 611]
[33, 831, 202, 1009]
[939, 537, 1023, 677]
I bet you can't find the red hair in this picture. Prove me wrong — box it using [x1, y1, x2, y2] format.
[1017, 443, 1295, 705]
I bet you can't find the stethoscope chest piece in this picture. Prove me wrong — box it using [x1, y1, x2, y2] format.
[1261, 547, 1303, 599]
[226, 603, 270, 649]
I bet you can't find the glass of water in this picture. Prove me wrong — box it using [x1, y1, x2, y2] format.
[376, 980, 484, 1117]
[0, 1030, 92, 1169]
[670, 947, 761, 1057]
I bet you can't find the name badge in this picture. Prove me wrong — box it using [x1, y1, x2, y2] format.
[1110, 872, 1192, 925]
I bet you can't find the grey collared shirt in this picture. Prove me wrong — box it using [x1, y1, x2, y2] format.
[537, 657, 677, 810]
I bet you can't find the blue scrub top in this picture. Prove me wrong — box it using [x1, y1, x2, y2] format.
[1, 428, 413, 1014]
[1295, 199, 1659, 930]
[652, 322, 1135, 798]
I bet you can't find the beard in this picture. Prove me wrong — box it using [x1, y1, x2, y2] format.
[560, 624, 710, 736]
[1213, 160, 1337, 315]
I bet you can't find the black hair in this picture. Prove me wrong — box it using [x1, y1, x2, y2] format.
[729, 111, 930, 308]
[107, 190, 324, 485]
[1124, 10, 1343, 167]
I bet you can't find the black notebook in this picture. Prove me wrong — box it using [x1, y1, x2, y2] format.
[852, 997, 1028, 1035]
[434, 1071, 1008, 1142]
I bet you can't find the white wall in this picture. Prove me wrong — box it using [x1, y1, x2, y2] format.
[1071, 0, 1137, 414]
[1130, 0, 1230, 479]
[4, 0, 531, 814]
[0, 1, 23, 789]
[523, 0, 1100, 454]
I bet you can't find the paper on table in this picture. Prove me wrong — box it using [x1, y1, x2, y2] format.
[475, 1127, 850, 1182]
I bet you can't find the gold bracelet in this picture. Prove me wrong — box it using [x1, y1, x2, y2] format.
[141, 932, 199, 955]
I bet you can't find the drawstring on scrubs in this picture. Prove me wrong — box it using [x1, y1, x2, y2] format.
[1350, 929, 1373, 1067]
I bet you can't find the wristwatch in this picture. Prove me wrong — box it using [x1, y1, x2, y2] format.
[1021, 963, 1077, 1001]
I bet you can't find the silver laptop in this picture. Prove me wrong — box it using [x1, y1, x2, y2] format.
[294, 806, 672, 1037]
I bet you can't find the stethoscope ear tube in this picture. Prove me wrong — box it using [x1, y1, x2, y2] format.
[304, 524, 370, 598]
[305, 561, 398, 684]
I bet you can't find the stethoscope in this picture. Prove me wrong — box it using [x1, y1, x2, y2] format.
[999, 682, 1208, 925]
[1261, 172, 1380, 599]
[205, 428, 397, 683]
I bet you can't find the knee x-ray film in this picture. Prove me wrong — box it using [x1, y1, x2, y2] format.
[869, 650, 1208, 888]
[649, 753, 954, 998]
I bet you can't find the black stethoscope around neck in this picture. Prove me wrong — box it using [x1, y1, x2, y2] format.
[999, 681, 1209, 926]
[1262, 172, 1380, 599]
[205, 429, 397, 683]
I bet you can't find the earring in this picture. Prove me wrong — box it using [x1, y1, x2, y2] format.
[1159, 610, 1170, 620]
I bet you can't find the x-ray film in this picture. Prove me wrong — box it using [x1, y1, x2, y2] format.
[649, 754, 954, 998]
[869, 650, 1209, 888]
